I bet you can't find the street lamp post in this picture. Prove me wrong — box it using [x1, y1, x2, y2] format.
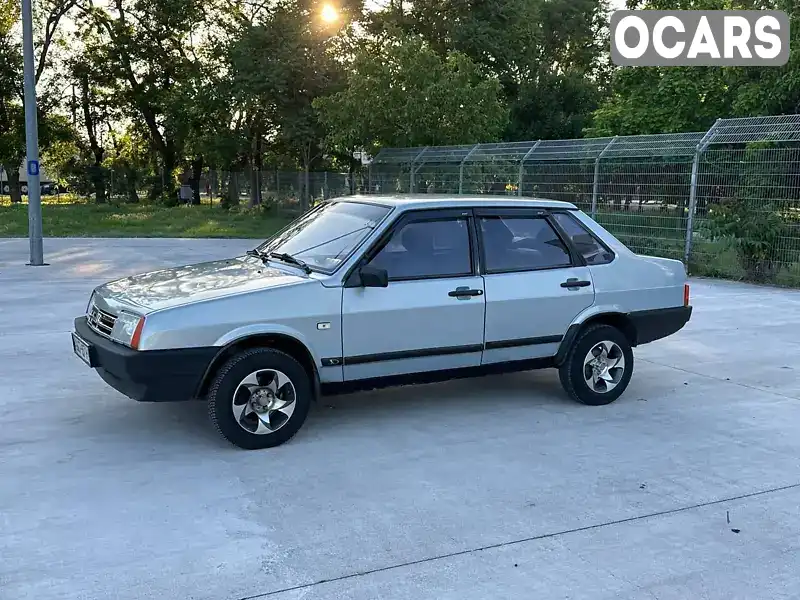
[22, 0, 45, 266]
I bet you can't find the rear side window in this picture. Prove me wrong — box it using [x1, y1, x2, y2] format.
[552, 212, 614, 265]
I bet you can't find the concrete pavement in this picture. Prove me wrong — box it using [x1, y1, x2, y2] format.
[1, 237, 800, 600]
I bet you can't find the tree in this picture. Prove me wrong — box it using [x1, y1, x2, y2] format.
[273, 4, 347, 209]
[1, 0, 27, 203]
[106, 128, 150, 203]
[223, 11, 306, 206]
[584, 66, 733, 137]
[0, 0, 78, 203]
[587, 0, 800, 137]
[75, 0, 207, 200]
[364, 0, 610, 140]
[34, 0, 79, 85]
[68, 55, 115, 204]
[276, 104, 328, 210]
[314, 32, 509, 155]
[187, 0, 360, 209]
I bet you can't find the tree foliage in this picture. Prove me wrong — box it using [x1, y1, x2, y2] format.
[0, 0, 78, 202]
[588, 0, 800, 136]
[363, 0, 610, 140]
[314, 32, 508, 153]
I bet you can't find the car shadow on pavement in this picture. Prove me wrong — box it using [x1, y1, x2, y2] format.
[308, 369, 570, 425]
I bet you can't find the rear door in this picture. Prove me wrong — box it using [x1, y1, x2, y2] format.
[341, 209, 486, 381]
[476, 208, 595, 365]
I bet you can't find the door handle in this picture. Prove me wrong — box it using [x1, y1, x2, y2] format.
[449, 287, 483, 298]
[561, 278, 591, 288]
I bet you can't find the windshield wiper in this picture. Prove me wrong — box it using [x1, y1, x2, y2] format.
[246, 248, 269, 262]
[269, 252, 312, 274]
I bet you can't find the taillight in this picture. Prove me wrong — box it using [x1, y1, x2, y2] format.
[684, 284, 690, 306]
[130, 317, 145, 349]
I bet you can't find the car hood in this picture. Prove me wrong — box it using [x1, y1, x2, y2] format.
[96, 256, 311, 312]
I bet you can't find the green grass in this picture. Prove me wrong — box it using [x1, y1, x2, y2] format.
[0, 193, 89, 205]
[0, 201, 291, 239]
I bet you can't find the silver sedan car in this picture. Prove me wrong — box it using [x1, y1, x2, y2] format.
[71, 195, 692, 449]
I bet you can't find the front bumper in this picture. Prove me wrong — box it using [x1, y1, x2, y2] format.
[72, 317, 217, 402]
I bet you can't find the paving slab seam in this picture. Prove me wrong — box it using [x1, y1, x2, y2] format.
[236, 481, 800, 600]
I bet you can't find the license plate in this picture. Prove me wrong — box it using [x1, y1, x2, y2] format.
[72, 333, 92, 366]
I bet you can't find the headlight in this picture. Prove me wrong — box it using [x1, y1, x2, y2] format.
[112, 311, 146, 349]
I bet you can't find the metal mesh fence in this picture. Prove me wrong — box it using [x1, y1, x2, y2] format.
[594, 158, 694, 262]
[367, 115, 800, 287]
[213, 170, 363, 210]
[690, 144, 800, 285]
[370, 147, 425, 194]
[591, 133, 705, 262]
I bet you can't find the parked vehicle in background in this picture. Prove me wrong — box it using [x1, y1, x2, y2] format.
[0, 164, 60, 196]
[70, 195, 692, 449]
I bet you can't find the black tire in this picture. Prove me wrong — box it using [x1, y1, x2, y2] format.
[558, 323, 634, 406]
[207, 348, 312, 449]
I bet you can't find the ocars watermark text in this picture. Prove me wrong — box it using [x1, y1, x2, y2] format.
[611, 10, 789, 66]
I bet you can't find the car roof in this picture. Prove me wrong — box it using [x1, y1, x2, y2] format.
[333, 194, 578, 211]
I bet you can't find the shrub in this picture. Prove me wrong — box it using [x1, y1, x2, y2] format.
[702, 198, 790, 283]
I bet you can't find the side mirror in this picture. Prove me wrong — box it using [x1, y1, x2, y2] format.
[359, 265, 388, 288]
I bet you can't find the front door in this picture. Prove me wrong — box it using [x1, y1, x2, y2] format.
[341, 210, 486, 381]
[476, 209, 596, 364]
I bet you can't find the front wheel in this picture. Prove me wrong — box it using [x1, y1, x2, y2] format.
[208, 348, 312, 449]
[559, 324, 634, 406]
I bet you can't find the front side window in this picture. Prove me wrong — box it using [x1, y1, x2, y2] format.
[552, 212, 614, 265]
[479, 216, 572, 272]
[258, 201, 391, 273]
[367, 218, 472, 280]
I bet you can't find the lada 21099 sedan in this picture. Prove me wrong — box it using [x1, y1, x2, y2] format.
[72, 195, 692, 449]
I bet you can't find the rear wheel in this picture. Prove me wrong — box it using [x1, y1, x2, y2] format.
[559, 324, 633, 406]
[208, 348, 312, 449]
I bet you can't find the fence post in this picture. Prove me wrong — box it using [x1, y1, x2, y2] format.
[409, 147, 428, 193]
[458, 144, 480, 196]
[518, 140, 541, 197]
[458, 144, 480, 194]
[591, 136, 618, 218]
[684, 118, 722, 266]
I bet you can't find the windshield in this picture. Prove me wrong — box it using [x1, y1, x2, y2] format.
[258, 201, 391, 273]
